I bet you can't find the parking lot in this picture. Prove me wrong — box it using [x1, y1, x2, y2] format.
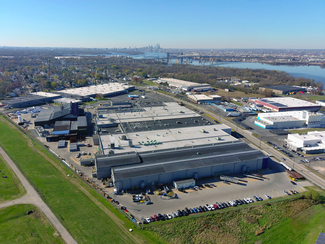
[111, 159, 312, 221]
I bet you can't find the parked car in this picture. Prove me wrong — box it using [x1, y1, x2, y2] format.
[154, 214, 159, 221]
[150, 216, 155, 222]
[146, 217, 151, 223]
[284, 190, 290, 195]
[167, 213, 172, 219]
[291, 181, 297, 185]
[265, 194, 271, 199]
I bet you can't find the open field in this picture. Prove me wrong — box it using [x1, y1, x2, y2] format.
[0, 154, 25, 203]
[301, 95, 325, 101]
[0, 115, 163, 244]
[214, 90, 263, 99]
[145, 195, 325, 244]
[0, 204, 64, 244]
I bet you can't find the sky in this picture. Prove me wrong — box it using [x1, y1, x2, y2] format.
[1, 0, 325, 49]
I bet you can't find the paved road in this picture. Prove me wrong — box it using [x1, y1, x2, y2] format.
[0, 147, 77, 244]
[156, 92, 325, 190]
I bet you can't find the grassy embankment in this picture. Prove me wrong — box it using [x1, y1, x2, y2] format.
[0, 115, 164, 244]
[0, 154, 25, 202]
[145, 189, 325, 244]
[0, 204, 65, 244]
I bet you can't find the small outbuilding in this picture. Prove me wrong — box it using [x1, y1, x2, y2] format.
[173, 179, 196, 190]
[58, 140, 66, 148]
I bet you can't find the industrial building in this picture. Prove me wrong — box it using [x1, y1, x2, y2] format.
[34, 103, 80, 127]
[316, 100, 325, 107]
[187, 94, 222, 104]
[33, 102, 88, 141]
[158, 78, 213, 92]
[255, 111, 325, 129]
[56, 83, 134, 101]
[259, 85, 306, 95]
[90, 100, 267, 191]
[251, 97, 321, 112]
[0, 92, 61, 108]
[286, 131, 325, 154]
[53, 97, 82, 104]
[97, 140, 266, 191]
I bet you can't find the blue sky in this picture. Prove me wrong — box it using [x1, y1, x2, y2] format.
[1, 0, 324, 49]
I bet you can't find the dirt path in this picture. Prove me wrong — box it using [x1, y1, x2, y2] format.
[0, 146, 77, 244]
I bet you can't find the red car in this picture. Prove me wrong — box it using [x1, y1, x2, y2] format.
[154, 214, 159, 221]
[213, 204, 218, 209]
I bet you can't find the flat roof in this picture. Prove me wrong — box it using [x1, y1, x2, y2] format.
[2, 94, 61, 106]
[100, 124, 234, 155]
[188, 95, 213, 101]
[53, 97, 82, 103]
[112, 142, 264, 181]
[255, 97, 319, 108]
[160, 78, 211, 88]
[97, 102, 200, 125]
[77, 116, 87, 127]
[264, 115, 300, 122]
[58, 83, 131, 97]
[31, 92, 61, 98]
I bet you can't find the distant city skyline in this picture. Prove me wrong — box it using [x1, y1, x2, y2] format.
[1, 0, 325, 49]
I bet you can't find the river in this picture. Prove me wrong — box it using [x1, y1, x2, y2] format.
[83, 52, 325, 85]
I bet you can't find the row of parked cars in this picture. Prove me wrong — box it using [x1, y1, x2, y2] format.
[144, 196, 271, 224]
[283, 144, 304, 157]
[284, 190, 298, 195]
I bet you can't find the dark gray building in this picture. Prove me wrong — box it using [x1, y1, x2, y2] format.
[1, 93, 61, 108]
[95, 141, 267, 191]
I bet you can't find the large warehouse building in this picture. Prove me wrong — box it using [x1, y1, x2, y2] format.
[255, 111, 325, 129]
[158, 78, 213, 92]
[259, 85, 306, 95]
[1, 92, 61, 108]
[251, 97, 321, 112]
[91, 101, 267, 191]
[56, 83, 134, 101]
[286, 131, 325, 154]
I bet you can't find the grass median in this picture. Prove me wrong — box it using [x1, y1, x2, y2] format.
[0, 154, 25, 203]
[0, 204, 64, 244]
[0, 115, 163, 244]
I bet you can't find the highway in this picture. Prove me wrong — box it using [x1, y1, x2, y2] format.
[155, 91, 325, 190]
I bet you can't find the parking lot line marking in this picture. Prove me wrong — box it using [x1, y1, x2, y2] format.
[298, 188, 303, 192]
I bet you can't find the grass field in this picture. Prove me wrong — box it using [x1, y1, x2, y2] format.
[0, 116, 163, 244]
[0, 154, 25, 203]
[214, 90, 263, 99]
[145, 196, 325, 244]
[0, 204, 64, 244]
[301, 95, 325, 101]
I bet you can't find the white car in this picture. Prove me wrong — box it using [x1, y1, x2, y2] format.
[206, 205, 212, 211]
[146, 217, 151, 223]
[172, 212, 177, 218]
[210, 205, 215, 210]
[167, 213, 172, 219]
[265, 194, 271, 199]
